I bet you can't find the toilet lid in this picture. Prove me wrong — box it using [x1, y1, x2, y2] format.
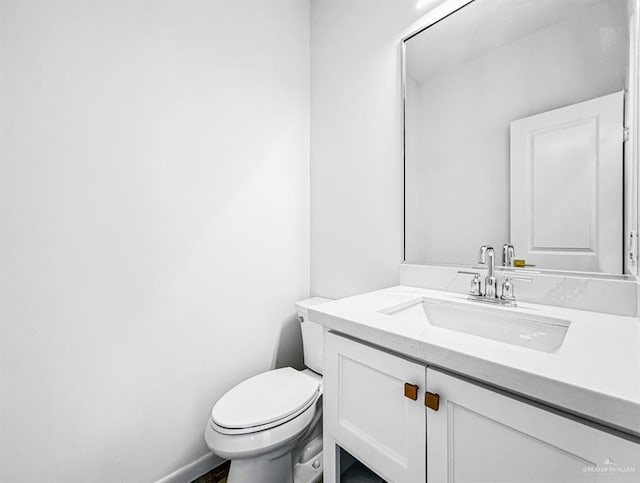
[212, 368, 321, 430]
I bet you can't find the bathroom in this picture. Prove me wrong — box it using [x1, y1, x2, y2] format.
[0, 0, 638, 482]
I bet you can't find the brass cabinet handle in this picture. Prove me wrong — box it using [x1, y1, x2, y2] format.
[404, 383, 419, 401]
[425, 391, 440, 411]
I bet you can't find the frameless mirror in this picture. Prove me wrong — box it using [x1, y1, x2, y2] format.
[404, 0, 637, 275]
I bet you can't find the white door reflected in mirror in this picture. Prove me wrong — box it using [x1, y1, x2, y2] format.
[510, 91, 624, 274]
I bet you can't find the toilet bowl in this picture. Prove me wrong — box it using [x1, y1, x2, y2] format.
[204, 297, 331, 483]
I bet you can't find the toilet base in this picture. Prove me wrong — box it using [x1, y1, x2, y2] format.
[223, 432, 323, 483]
[227, 448, 294, 483]
[293, 439, 323, 483]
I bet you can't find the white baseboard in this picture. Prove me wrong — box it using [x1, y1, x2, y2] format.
[156, 452, 225, 483]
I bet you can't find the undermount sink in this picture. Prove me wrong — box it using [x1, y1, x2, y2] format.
[381, 297, 570, 353]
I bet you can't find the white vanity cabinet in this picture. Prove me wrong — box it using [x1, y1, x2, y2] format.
[324, 332, 640, 483]
[324, 331, 426, 482]
[427, 369, 640, 483]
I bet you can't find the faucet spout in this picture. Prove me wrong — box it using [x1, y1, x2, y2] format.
[478, 245, 497, 297]
[478, 245, 495, 278]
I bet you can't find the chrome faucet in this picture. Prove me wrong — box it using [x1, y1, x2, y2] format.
[478, 245, 498, 298]
[457, 244, 533, 307]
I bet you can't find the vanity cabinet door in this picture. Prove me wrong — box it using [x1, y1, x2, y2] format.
[427, 368, 640, 482]
[325, 332, 426, 482]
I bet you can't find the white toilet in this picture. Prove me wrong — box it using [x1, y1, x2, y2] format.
[204, 297, 331, 483]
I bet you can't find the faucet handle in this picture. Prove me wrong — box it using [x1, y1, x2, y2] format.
[457, 271, 482, 296]
[500, 275, 532, 302]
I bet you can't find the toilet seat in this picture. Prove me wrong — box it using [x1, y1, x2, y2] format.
[205, 398, 319, 462]
[211, 368, 321, 435]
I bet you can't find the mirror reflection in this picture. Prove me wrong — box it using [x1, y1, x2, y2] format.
[404, 0, 633, 274]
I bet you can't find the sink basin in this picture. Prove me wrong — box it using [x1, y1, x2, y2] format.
[381, 297, 570, 353]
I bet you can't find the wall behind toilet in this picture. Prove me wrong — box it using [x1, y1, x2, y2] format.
[0, 1, 309, 482]
[310, 0, 425, 298]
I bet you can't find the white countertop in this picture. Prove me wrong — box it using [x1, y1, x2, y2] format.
[310, 285, 640, 437]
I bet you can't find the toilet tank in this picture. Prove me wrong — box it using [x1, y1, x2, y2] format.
[295, 297, 332, 375]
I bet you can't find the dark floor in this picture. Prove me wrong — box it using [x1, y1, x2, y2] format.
[191, 461, 230, 483]
[190, 460, 325, 483]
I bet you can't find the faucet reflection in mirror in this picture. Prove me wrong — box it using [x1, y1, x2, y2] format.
[502, 243, 514, 267]
[404, 0, 634, 276]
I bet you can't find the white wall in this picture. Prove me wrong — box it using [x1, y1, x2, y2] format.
[310, 0, 425, 298]
[0, 1, 309, 482]
[405, 1, 628, 266]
